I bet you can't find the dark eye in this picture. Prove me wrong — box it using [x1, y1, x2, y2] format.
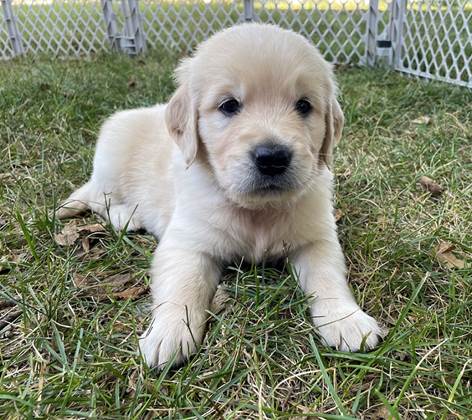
[295, 98, 312, 117]
[218, 98, 241, 116]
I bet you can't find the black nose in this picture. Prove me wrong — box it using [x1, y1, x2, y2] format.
[253, 144, 292, 176]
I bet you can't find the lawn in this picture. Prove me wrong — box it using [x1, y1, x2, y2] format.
[0, 53, 471, 418]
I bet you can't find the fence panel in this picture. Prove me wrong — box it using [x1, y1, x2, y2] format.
[253, 0, 370, 64]
[140, 0, 243, 52]
[1, 11, 15, 59]
[12, 0, 108, 56]
[397, 0, 471, 87]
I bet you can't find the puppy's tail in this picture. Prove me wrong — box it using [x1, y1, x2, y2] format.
[56, 182, 98, 219]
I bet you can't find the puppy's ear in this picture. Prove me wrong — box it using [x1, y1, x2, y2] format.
[165, 83, 199, 167]
[319, 97, 344, 168]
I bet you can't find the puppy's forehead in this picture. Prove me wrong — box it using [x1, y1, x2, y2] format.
[188, 24, 334, 100]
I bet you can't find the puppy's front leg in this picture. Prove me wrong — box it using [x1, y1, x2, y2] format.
[139, 245, 220, 368]
[292, 241, 382, 351]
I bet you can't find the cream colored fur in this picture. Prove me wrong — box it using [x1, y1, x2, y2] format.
[57, 23, 382, 368]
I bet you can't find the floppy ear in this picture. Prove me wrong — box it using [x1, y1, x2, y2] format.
[319, 97, 344, 168]
[165, 83, 199, 168]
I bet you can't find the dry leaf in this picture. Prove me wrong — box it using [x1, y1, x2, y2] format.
[113, 286, 148, 300]
[81, 237, 90, 254]
[54, 231, 79, 246]
[0, 309, 22, 330]
[72, 273, 90, 288]
[412, 115, 431, 125]
[366, 405, 393, 420]
[76, 223, 106, 234]
[54, 220, 106, 247]
[334, 209, 343, 222]
[435, 241, 465, 269]
[76, 246, 107, 260]
[72, 272, 146, 299]
[419, 176, 443, 197]
[127, 77, 137, 88]
[210, 286, 231, 314]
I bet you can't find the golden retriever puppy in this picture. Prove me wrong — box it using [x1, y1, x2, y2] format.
[57, 23, 382, 368]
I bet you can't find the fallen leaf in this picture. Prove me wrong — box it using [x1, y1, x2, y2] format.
[81, 237, 90, 254]
[76, 246, 107, 260]
[54, 220, 106, 247]
[113, 286, 148, 300]
[54, 230, 79, 246]
[0, 309, 22, 330]
[0, 300, 16, 310]
[412, 115, 431, 125]
[435, 241, 465, 269]
[366, 405, 393, 420]
[76, 223, 106, 235]
[128, 76, 137, 88]
[334, 209, 343, 222]
[419, 176, 443, 197]
[72, 273, 90, 288]
[210, 286, 231, 314]
[72, 272, 146, 299]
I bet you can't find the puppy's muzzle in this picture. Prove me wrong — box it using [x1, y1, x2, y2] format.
[252, 143, 292, 176]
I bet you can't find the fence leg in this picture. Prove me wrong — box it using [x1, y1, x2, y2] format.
[365, 0, 378, 66]
[101, 0, 120, 51]
[120, 0, 145, 55]
[244, 0, 254, 22]
[1, 0, 24, 56]
[390, 0, 406, 69]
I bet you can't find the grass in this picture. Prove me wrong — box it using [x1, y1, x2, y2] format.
[0, 53, 471, 418]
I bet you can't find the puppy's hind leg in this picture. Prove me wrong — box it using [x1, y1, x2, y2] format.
[57, 183, 142, 232]
[56, 182, 98, 219]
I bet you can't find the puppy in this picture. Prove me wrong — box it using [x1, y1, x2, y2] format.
[57, 23, 382, 368]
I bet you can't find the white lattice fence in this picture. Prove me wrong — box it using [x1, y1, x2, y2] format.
[398, 0, 472, 87]
[254, 0, 369, 64]
[8, 0, 108, 56]
[0, 0, 471, 87]
[140, 0, 243, 51]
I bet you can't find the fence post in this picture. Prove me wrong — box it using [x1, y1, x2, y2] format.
[121, 0, 146, 55]
[390, 0, 406, 69]
[1, 0, 24, 56]
[243, 0, 254, 22]
[366, 0, 378, 66]
[101, 0, 120, 51]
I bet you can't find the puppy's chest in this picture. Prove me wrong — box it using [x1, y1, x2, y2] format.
[228, 210, 300, 262]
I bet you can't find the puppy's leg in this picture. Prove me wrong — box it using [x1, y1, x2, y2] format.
[139, 245, 220, 368]
[56, 182, 96, 219]
[292, 241, 382, 351]
[57, 182, 142, 232]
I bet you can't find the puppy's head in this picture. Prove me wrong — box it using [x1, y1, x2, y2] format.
[165, 23, 344, 209]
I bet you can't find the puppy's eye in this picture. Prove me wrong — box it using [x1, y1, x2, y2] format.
[218, 98, 241, 116]
[295, 98, 312, 117]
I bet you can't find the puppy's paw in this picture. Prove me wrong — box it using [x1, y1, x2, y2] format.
[139, 306, 207, 369]
[313, 303, 383, 352]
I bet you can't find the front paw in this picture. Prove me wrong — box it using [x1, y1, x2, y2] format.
[312, 303, 383, 352]
[139, 305, 207, 368]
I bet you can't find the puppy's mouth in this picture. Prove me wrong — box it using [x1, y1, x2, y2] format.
[250, 181, 290, 195]
[244, 173, 300, 196]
